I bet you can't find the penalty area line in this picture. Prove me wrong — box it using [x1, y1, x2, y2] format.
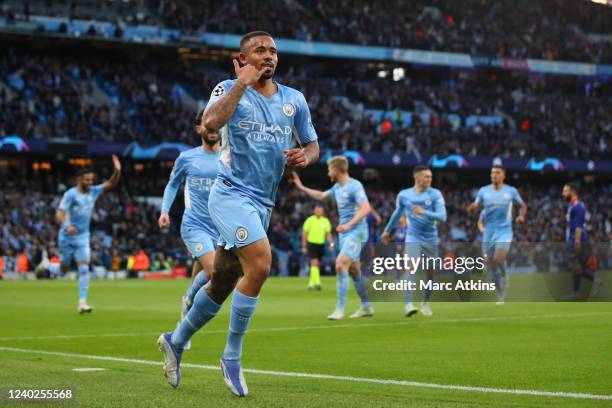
[0, 346, 610, 401]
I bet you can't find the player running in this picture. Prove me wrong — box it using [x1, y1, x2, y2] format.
[381, 165, 447, 317]
[158, 110, 220, 348]
[157, 31, 319, 397]
[36, 156, 121, 313]
[291, 156, 374, 320]
[468, 165, 527, 304]
[301, 204, 334, 291]
[562, 182, 602, 298]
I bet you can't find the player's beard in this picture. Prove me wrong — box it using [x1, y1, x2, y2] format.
[261, 68, 275, 80]
[202, 135, 219, 148]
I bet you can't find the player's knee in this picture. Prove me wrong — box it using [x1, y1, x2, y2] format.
[249, 255, 271, 277]
[311, 258, 320, 267]
[335, 257, 350, 272]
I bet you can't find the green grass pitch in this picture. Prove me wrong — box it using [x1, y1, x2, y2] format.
[1, 278, 611, 407]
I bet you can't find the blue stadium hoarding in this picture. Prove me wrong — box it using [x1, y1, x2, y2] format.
[2, 137, 612, 173]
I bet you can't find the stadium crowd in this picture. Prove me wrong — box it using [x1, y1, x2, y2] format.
[156, 0, 612, 63]
[2, 0, 610, 63]
[1, 167, 610, 276]
[1, 49, 610, 159]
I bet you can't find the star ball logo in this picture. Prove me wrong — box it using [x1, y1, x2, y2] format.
[213, 84, 224, 97]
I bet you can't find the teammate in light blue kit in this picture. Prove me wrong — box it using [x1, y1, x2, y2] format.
[158, 110, 220, 349]
[382, 165, 447, 317]
[468, 165, 527, 304]
[291, 156, 373, 320]
[37, 156, 121, 313]
[158, 31, 319, 397]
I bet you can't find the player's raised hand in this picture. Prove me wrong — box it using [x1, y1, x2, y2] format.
[285, 148, 308, 167]
[233, 59, 265, 87]
[467, 203, 479, 213]
[112, 154, 122, 172]
[289, 172, 304, 189]
[516, 214, 525, 224]
[158, 213, 171, 229]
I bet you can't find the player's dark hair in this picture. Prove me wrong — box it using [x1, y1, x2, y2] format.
[76, 168, 94, 178]
[492, 165, 506, 172]
[413, 165, 430, 175]
[240, 31, 273, 51]
[564, 182, 580, 195]
[195, 108, 204, 125]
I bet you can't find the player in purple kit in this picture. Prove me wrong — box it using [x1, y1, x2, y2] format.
[562, 183, 602, 298]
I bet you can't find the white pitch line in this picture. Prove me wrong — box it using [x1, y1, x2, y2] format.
[1, 346, 610, 401]
[0, 311, 610, 342]
[72, 368, 107, 372]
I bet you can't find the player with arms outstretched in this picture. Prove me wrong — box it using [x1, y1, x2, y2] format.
[158, 111, 220, 348]
[157, 31, 319, 397]
[291, 156, 373, 320]
[468, 165, 527, 304]
[382, 165, 447, 317]
[37, 156, 121, 313]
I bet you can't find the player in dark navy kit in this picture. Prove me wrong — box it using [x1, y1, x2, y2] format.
[562, 183, 602, 298]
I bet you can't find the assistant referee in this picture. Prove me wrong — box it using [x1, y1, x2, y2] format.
[302, 204, 333, 290]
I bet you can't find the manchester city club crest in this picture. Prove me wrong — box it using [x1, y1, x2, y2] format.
[195, 243, 203, 252]
[236, 227, 248, 242]
[425, 199, 432, 206]
[282, 103, 295, 117]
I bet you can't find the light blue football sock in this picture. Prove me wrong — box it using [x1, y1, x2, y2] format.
[184, 271, 208, 305]
[495, 266, 506, 297]
[171, 288, 221, 348]
[336, 271, 349, 311]
[404, 272, 416, 304]
[351, 274, 370, 308]
[423, 276, 433, 303]
[78, 264, 89, 301]
[222, 289, 259, 361]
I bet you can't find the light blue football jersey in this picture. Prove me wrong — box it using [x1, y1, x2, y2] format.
[386, 187, 447, 242]
[205, 79, 317, 208]
[58, 184, 104, 241]
[162, 147, 220, 237]
[325, 178, 369, 232]
[475, 184, 524, 231]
